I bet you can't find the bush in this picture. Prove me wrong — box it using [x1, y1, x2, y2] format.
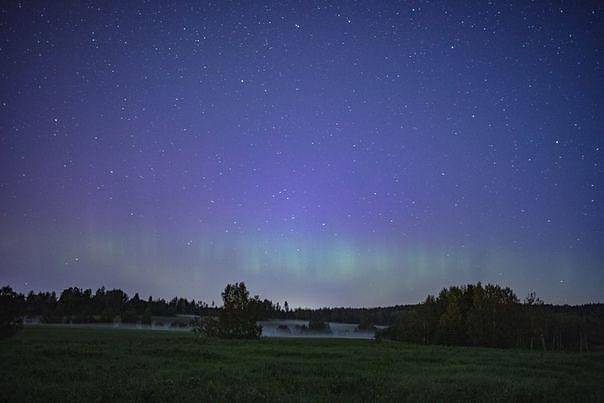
[194, 316, 222, 337]
[302, 318, 331, 333]
[194, 282, 262, 339]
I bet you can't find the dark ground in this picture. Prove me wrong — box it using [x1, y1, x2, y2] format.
[1, 326, 602, 402]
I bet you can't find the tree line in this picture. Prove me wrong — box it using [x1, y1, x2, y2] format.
[5, 286, 211, 326]
[0, 284, 407, 327]
[1, 282, 602, 351]
[378, 283, 603, 352]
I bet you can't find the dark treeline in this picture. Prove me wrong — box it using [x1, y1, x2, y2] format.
[274, 305, 410, 326]
[379, 283, 603, 352]
[17, 286, 215, 324]
[5, 284, 604, 328]
[5, 285, 408, 326]
[240, 297, 412, 325]
[2, 283, 603, 352]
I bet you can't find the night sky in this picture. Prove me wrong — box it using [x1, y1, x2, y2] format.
[1, 1, 602, 307]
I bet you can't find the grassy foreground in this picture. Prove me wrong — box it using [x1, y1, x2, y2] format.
[1, 326, 603, 402]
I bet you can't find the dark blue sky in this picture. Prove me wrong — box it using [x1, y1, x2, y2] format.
[1, 1, 602, 307]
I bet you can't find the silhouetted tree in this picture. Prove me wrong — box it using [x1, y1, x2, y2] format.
[195, 282, 261, 339]
[0, 286, 24, 338]
[465, 283, 518, 347]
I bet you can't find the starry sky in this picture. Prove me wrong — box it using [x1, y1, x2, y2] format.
[1, 1, 602, 307]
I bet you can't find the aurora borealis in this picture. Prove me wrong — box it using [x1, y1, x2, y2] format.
[1, 1, 602, 307]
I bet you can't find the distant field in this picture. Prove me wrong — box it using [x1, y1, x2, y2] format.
[1, 326, 603, 402]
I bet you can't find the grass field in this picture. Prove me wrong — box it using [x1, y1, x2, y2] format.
[1, 326, 603, 402]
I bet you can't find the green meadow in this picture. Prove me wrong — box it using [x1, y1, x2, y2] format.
[1, 326, 602, 402]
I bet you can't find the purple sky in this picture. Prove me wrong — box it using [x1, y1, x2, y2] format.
[1, 1, 602, 307]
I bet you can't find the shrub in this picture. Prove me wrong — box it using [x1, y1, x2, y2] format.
[194, 316, 222, 337]
[194, 282, 262, 339]
[302, 318, 331, 333]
